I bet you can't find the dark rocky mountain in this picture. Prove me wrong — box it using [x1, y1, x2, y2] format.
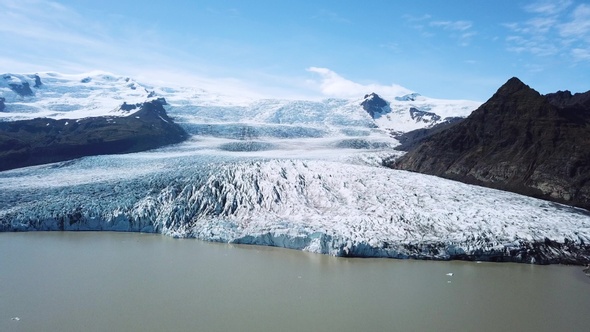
[546, 90, 590, 109]
[389, 77, 590, 210]
[361, 93, 389, 118]
[0, 97, 5, 112]
[394, 117, 464, 151]
[409, 107, 441, 123]
[0, 99, 188, 171]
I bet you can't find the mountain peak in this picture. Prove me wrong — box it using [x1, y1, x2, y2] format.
[494, 77, 533, 97]
[392, 77, 590, 210]
[361, 93, 389, 119]
[482, 76, 547, 118]
[363, 92, 382, 101]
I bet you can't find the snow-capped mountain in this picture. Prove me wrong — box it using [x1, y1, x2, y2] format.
[361, 91, 481, 133]
[1, 71, 458, 164]
[0, 72, 156, 120]
[1, 72, 588, 265]
[1, 72, 479, 134]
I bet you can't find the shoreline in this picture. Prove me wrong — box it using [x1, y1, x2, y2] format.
[3, 228, 590, 266]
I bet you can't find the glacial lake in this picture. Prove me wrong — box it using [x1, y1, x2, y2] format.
[1, 232, 589, 332]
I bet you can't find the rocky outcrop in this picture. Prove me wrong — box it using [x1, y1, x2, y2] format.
[0, 97, 5, 112]
[394, 117, 464, 151]
[545, 90, 590, 110]
[390, 77, 590, 210]
[409, 107, 441, 123]
[3, 74, 34, 96]
[0, 99, 188, 171]
[361, 93, 389, 118]
[33, 74, 43, 88]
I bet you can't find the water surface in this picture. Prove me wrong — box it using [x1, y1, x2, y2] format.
[1, 232, 589, 332]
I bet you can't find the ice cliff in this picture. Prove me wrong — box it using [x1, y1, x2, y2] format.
[1, 154, 589, 264]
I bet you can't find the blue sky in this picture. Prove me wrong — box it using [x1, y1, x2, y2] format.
[1, 0, 589, 101]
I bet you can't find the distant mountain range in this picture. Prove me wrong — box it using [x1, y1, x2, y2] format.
[390, 77, 590, 210]
[0, 74, 187, 171]
[0, 72, 478, 170]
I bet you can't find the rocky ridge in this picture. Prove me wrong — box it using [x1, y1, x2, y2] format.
[0, 99, 188, 171]
[390, 77, 590, 210]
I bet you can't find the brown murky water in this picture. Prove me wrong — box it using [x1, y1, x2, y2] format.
[1, 232, 589, 332]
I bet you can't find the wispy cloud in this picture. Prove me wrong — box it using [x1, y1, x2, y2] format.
[431, 20, 476, 46]
[0, 0, 105, 48]
[559, 4, 590, 40]
[505, 35, 559, 56]
[430, 20, 472, 31]
[572, 48, 590, 61]
[0, 0, 290, 99]
[307, 67, 411, 98]
[404, 14, 476, 46]
[524, 0, 573, 15]
[401, 14, 433, 37]
[504, 1, 590, 62]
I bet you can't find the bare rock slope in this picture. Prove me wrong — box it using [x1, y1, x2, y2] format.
[390, 77, 590, 210]
[0, 99, 188, 171]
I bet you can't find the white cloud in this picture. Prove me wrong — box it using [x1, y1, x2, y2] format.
[527, 17, 557, 33]
[504, 2, 590, 62]
[0, 0, 307, 100]
[524, 0, 573, 15]
[430, 20, 472, 31]
[306, 67, 412, 99]
[572, 48, 590, 61]
[0, 0, 103, 47]
[430, 20, 476, 46]
[402, 14, 432, 22]
[559, 4, 590, 39]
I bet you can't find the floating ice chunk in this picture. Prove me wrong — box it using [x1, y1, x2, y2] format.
[11, 317, 20, 321]
[446, 273, 454, 276]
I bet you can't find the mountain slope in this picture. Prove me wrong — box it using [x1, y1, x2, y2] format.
[359, 92, 480, 133]
[0, 100, 188, 171]
[390, 77, 590, 210]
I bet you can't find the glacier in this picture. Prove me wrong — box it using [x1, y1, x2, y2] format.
[1, 72, 590, 265]
[1, 150, 589, 264]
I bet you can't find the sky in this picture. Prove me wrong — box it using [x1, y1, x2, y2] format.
[1, 0, 589, 101]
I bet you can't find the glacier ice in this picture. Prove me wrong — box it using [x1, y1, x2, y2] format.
[1, 151, 589, 264]
[1, 72, 589, 265]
